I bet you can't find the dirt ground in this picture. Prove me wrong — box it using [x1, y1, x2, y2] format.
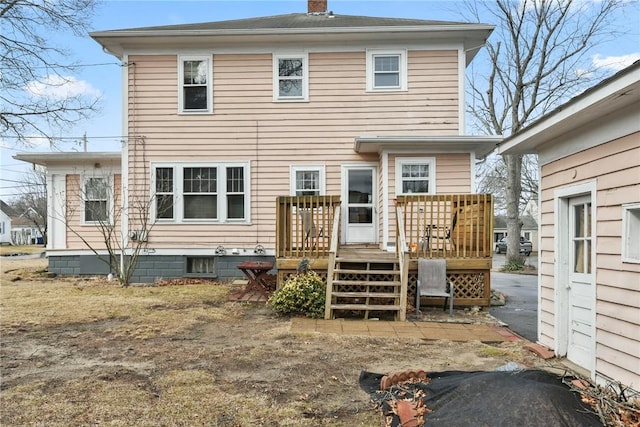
[1, 257, 550, 426]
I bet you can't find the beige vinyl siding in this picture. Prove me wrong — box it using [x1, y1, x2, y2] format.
[538, 132, 640, 388]
[65, 174, 122, 250]
[125, 50, 460, 248]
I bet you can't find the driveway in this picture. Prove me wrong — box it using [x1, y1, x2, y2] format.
[490, 254, 538, 342]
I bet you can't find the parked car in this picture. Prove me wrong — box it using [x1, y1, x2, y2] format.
[495, 236, 532, 256]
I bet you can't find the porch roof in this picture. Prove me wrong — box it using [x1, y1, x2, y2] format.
[353, 135, 502, 159]
[13, 152, 121, 167]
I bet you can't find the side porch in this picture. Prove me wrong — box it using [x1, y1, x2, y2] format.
[275, 194, 494, 321]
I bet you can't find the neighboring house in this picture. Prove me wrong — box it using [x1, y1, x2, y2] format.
[16, 1, 501, 318]
[498, 62, 639, 391]
[10, 208, 44, 245]
[0, 200, 13, 245]
[493, 214, 538, 252]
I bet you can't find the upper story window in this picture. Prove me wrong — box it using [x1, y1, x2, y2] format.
[273, 53, 308, 101]
[366, 49, 407, 92]
[152, 162, 250, 223]
[179, 55, 212, 113]
[622, 203, 640, 263]
[83, 177, 111, 223]
[290, 165, 325, 196]
[395, 158, 435, 195]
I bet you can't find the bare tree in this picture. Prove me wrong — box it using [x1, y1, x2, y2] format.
[1, 0, 100, 145]
[11, 167, 48, 245]
[60, 171, 163, 286]
[466, 0, 627, 263]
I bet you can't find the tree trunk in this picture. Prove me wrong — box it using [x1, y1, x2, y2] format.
[504, 153, 523, 262]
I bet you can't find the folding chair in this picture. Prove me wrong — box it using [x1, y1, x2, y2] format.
[416, 258, 454, 316]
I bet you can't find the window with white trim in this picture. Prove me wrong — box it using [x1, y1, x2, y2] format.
[290, 165, 325, 196]
[366, 49, 407, 92]
[152, 163, 249, 223]
[273, 53, 308, 101]
[179, 55, 212, 113]
[83, 177, 110, 223]
[395, 158, 435, 195]
[622, 203, 640, 263]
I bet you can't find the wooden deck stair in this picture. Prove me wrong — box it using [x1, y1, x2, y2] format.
[326, 249, 402, 320]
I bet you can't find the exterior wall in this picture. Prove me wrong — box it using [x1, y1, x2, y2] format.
[125, 49, 461, 251]
[538, 131, 640, 389]
[0, 211, 11, 244]
[48, 253, 275, 283]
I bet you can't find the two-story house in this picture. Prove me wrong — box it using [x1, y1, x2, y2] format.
[16, 1, 500, 319]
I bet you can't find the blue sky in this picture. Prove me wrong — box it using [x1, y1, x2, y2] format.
[1, 0, 639, 201]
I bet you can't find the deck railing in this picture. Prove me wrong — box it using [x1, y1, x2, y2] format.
[276, 196, 341, 258]
[395, 194, 493, 259]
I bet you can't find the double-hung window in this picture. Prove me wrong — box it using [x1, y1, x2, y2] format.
[153, 163, 249, 222]
[179, 55, 211, 113]
[366, 49, 407, 92]
[290, 165, 325, 196]
[273, 53, 308, 101]
[84, 177, 110, 223]
[396, 158, 435, 195]
[622, 203, 640, 263]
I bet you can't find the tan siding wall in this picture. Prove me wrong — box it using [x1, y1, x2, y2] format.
[539, 132, 640, 388]
[125, 50, 461, 249]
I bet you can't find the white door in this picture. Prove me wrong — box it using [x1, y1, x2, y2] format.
[565, 195, 595, 370]
[343, 166, 377, 244]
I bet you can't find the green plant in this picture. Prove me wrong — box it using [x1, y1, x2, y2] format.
[268, 271, 326, 319]
[501, 257, 526, 271]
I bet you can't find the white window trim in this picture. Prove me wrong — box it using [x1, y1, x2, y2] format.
[289, 165, 326, 196]
[81, 175, 114, 225]
[178, 54, 213, 114]
[395, 157, 436, 195]
[151, 162, 250, 224]
[273, 52, 309, 102]
[622, 202, 640, 264]
[366, 49, 408, 92]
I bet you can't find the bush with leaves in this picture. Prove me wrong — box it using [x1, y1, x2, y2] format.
[268, 271, 326, 319]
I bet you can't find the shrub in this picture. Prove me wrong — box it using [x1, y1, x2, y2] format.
[268, 271, 326, 319]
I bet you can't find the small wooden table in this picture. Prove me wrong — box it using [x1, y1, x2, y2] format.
[236, 260, 275, 298]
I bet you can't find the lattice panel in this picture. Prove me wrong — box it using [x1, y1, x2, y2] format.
[408, 272, 486, 300]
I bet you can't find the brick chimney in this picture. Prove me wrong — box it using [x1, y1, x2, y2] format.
[308, 0, 327, 13]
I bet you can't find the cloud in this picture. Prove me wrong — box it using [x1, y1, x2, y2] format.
[25, 75, 101, 100]
[591, 53, 640, 71]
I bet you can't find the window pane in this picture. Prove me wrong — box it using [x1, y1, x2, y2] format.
[296, 170, 319, 195]
[279, 59, 303, 77]
[86, 178, 107, 199]
[156, 168, 173, 192]
[184, 86, 207, 110]
[402, 164, 429, 178]
[585, 203, 592, 237]
[184, 195, 217, 219]
[279, 79, 302, 97]
[574, 205, 584, 238]
[183, 60, 207, 84]
[184, 168, 216, 193]
[574, 240, 585, 273]
[156, 195, 174, 219]
[349, 207, 372, 224]
[85, 201, 107, 222]
[226, 167, 244, 192]
[374, 56, 399, 72]
[374, 73, 399, 87]
[227, 195, 245, 219]
[187, 257, 215, 274]
[402, 180, 429, 194]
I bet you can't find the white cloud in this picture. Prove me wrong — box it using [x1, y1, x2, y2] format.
[25, 75, 101, 100]
[591, 53, 640, 71]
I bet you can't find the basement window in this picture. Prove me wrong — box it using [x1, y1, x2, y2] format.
[185, 257, 216, 277]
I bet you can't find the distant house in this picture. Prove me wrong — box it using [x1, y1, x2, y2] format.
[498, 61, 640, 391]
[0, 200, 12, 245]
[493, 214, 538, 252]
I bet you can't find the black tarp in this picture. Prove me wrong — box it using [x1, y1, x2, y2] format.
[359, 369, 603, 426]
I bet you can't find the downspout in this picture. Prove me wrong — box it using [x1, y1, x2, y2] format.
[120, 54, 131, 280]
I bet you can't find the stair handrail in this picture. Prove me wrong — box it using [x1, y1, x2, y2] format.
[395, 204, 409, 321]
[324, 205, 341, 319]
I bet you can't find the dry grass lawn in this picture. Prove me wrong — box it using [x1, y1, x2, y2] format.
[1, 257, 546, 426]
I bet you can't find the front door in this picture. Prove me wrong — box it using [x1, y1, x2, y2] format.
[343, 165, 377, 244]
[565, 195, 595, 371]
